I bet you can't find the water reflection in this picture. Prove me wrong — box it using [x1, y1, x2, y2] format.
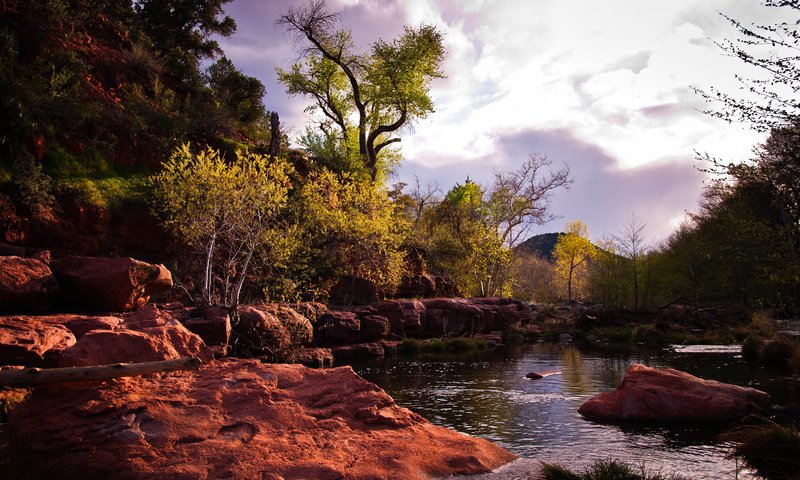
[353, 344, 798, 480]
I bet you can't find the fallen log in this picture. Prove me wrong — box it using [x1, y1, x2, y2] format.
[0, 357, 202, 387]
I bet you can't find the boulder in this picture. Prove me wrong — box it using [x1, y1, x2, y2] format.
[52, 256, 172, 312]
[9, 360, 515, 479]
[0, 256, 59, 313]
[292, 347, 334, 368]
[255, 304, 313, 346]
[422, 298, 483, 337]
[375, 300, 426, 337]
[361, 315, 391, 340]
[329, 275, 381, 306]
[56, 314, 121, 339]
[395, 273, 437, 298]
[0, 316, 76, 366]
[332, 343, 385, 360]
[59, 305, 212, 367]
[183, 306, 231, 354]
[469, 298, 538, 332]
[234, 306, 292, 358]
[319, 311, 361, 344]
[293, 301, 328, 324]
[578, 364, 771, 423]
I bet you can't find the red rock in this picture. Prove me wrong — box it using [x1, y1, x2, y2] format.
[332, 343, 385, 360]
[293, 347, 334, 368]
[361, 315, 390, 340]
[9, 360, 515, 479]
[578, 364, 771, 423]
[256, 304, 313, 346]
[375, 300, 426, 337]
[59, 305, 212, 366]
[319, 311, 361, 344]
[235, 305, 292, 358]
[29, 249, 50, 265]
[0, 316, 76, 366]
[329, 275, 381, 305]
[61, 315, 122, 338]
[293, 301, 328, 323]
[0, 256, 59, 313]
[183, 306, 231, 354]
[395, 273, 437, 298]
[423, 298, 483, 336]
[52, 255, 172, 312]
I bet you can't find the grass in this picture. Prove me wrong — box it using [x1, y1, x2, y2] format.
[542, 459, 690, 480]
[398, 337, 488, 354]
[721, 416, 800, 480]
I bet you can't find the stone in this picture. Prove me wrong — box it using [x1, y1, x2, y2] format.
[423, 298, 483, 337]
[61, 315, 122, 339]
[183, 306, 231, 354]
[375, 300, 426, 337]
[329, 275, 381, 306]
[332, 343, 385, 360]
[234, 305, 292, 358]
[319, 311, 361, 344]
[395, 273, 437, 298]
[9, 360, 515, 479]
[52, 255, 172, 312]
[559, 333, 573, 343]
[59, 305, 212, 367]
[255, 304, 313, 346]
[468, 298, 538, 332]
[293, 301, 328, 324]
[0, 316, 76, 366]
[292, 347, 334, 368]
[0, 256, 59, 313]
[578, 364, 771, 423]
[360, 315, 390, 340]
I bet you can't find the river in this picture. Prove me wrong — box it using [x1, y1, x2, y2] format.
[353, 343, 800, 479]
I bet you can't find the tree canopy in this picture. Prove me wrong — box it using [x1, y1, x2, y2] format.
[277, 0, 445, 181]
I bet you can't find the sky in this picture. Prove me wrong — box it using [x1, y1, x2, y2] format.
[217, 0, 789, 244]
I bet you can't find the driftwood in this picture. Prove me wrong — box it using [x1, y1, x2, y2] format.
[0, 357, 202, 387]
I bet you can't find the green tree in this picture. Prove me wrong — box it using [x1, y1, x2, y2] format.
[150, 144, 292, 307]
[553, 220, 596, 302]
[277, 0, 445, 181]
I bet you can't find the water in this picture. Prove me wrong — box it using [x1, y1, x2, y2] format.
[353, 343, 800, 479]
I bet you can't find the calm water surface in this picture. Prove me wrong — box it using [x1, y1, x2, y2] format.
[353, 343, 800, 480]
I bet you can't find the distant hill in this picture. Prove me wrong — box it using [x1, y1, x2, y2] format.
[514, 232, 563, 260]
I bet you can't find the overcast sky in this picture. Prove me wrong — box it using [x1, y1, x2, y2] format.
[218, 0, 788, 244]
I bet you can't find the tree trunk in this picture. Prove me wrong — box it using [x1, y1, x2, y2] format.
[268, 111, 281, 158]
[203, 233, 217, 305]
[0, 357, 202, 387]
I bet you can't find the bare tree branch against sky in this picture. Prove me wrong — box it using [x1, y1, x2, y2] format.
[215, 0, 791, 242]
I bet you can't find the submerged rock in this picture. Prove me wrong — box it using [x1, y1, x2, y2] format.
[9, 360, 515, 479]
[578, 364, 771, 423]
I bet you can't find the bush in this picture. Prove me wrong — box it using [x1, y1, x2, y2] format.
[722, 416, 800, 480]
[542, 459, 689, 480]
[741, 336, 762, 363]
[760, 340, 795, 368]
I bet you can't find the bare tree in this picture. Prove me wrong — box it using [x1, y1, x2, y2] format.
[613, 213, 649, 310]
[490, 154, 572, 248]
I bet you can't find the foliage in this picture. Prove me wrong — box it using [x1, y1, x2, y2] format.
[150, 144, 292, 307]
[542, 459, 689, 480]
[292, 169, 408, 294]
[695, 1, 800, 131]
[723, 416, 800, 480]
[277, 0, 445, 181]
[9, 151, 53, 212]
[554, 220, 596, 302]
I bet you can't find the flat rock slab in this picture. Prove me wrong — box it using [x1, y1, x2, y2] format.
[0, 317, 75, 367]
[10, 360, 515, 479]
[578, 363, 771, 423]
[449, 458, 545, 480]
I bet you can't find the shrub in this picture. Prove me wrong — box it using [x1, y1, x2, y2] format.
[741, 336, 762, 363]
[542, 459, 689, 480]
[722, 416, 800, 480]
[760, 340, 795, 368]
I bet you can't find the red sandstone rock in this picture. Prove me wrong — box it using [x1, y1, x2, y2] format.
[329, 275, 381, 305]
[52, 255, 173, 312]
[61, 315, 122, 338]
[255, 304, 313, 346]
[360, 315, 390, 340]
[395, 273, 437, 298]
[0, 256, 59, 313]
[293, 347, 334, 368]
[423, 298, 483, 336]
[0, 316, 75, 366]
[9, 360, 514, 479]
[235, 305, 292, 357]
[319, 311, 361, 344]
[332, 342, 385, 360]
[578, 364, 771, 423]
[59, 305, 212, 366]
[375, 299, 426, 337]
[294, 301, 328, 323]
[183, 306, 231, 354]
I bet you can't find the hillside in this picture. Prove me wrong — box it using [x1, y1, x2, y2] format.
[514, 232, 562, 260]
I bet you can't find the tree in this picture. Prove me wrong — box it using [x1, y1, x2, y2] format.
[150, 144, 292, 307]
[694, 1, 800, 131]
[277, 0, 445, 181]
[553, 220, 596, 302]
[613, 214, 649, 310]
[489, 154, 572, 248]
